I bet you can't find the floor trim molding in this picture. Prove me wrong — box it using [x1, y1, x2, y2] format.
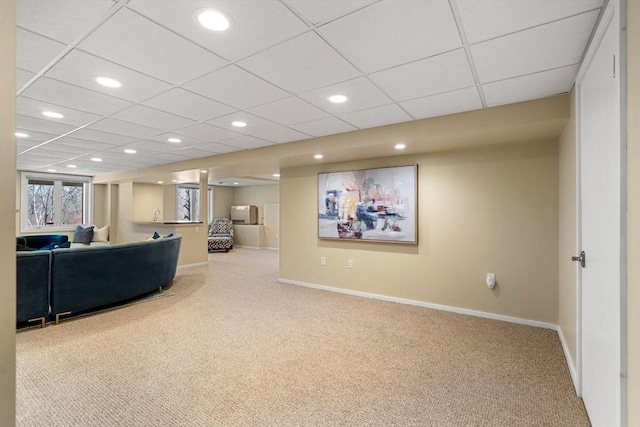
[177, 261, 208, 269]
[278, 277, 581, 392]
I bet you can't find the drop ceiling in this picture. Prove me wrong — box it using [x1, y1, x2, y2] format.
[15, 0, 604, 182]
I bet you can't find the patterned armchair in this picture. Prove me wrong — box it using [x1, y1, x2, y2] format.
[207, 218, 234, 252]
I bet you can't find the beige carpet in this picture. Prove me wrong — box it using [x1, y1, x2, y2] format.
[16, 248, 590, 426]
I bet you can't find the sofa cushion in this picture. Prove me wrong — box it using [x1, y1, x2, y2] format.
[73, 225, 94, 244]
[92, 225, 109, 242]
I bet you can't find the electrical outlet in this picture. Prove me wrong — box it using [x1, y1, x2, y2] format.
[348, 259, 353, 269]
[320, 256, 326, 266]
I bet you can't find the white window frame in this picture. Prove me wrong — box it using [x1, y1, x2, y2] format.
[176, 184, 213, 223]
[20, 171, 93, 232]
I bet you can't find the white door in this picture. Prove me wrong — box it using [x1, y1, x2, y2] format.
[577, 1, 624, 425]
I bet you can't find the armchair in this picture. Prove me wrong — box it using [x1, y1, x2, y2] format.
[207, 218, 234, 252]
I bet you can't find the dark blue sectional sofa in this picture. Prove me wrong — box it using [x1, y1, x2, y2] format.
[16, 233, 182, 327]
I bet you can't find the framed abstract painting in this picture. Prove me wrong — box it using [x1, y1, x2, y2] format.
[318, 165, 417, 244]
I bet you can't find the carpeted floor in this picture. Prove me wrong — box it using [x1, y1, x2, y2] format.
[16, 248, 590, 426]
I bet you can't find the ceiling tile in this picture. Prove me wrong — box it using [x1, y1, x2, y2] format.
[51, 136, 118, 151]
[299, 77, 393, 114]
[256, 127, 311, 144]
[150, 133, 208, 148]
[400, 87, 483, 120]
[128, 0, 309, 61]
[22, 77, 132, 116]
[17, 29, 67, 73]
[238, 32, 360, 93]
[483, 65, 579, 107]
[45, 49, 173, 103]
[17, 96, 102, 127]
[78, 7, 227, 84]
[339, 104, 412, 129]
[44, 142, 99, 156]
[143, 88, 236, 122]
[168, 147, 216, 160]
[88, 117, 162, 139]
[111, 105, 196, 132]
[247, 97, 329, 126]
[191, 142, 244, 154]
[174, 123, 242, 143]
[457, 0, 604, 44]
[220, 136, 275, 150]
[17, 0, 116, 44]
[17, 69, 36, 90]
[291, 117, 357, 137]
[16, 114, 76, 136]
[319, 0, 461, 73]
[13, 129, 58, 143]
[125, 140, 185, 153]
[284, 0, 376, 25]
[370, 49, 475, 102]
[17, 140, 43, 153]
[206, 112, 280, 135]
[182, 65, 289, 109]
[471, 11, 599, 83]
[66, 128, 137, 146]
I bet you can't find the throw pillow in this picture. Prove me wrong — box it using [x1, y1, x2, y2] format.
[92, 224, 109, 242]
[73, 225, 94, 245]
[152, 231, 161, 239]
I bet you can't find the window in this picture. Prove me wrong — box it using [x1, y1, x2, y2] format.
[176, 185, 213, 222]
[21, 172, 92, 231]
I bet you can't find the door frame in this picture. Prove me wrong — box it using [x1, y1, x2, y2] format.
[574, 0, 628, 422]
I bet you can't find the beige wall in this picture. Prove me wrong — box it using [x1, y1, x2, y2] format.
[0, 2, 16, 425]
[132, 183, 164, 221]
[558, 91, 578, 371]
[93, 183, 108, 227]
[281, 140, 560, 324]
[627, 0, 639, 424]
[163, 185, 177, 220]
[233, 184, 279, 223]
[213, 185, 234, 219]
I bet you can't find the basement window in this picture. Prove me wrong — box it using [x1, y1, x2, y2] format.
[21, 172, 92, 232]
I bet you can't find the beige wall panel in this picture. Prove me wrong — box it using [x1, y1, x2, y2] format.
[132, 183, 163, 222]
[263, 202, 280, 249]
[558, 91, 578, 369]
[627, 0, 639, 424]
[233, 184, 279, 223]
[163, 185, 177, 221]
[93, 183, 108, 227]
[0, 2, 16, 425]
[280, 141, 560, 324]
[213, 185, 234, 219]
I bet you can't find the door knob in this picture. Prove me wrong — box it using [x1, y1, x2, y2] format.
[572, 251, 586, 268]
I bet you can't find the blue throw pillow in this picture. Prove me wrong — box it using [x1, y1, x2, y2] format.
[152, 231, 160, 240]
[73, 225, 94, 244]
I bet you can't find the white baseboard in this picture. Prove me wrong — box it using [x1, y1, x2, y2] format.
[177, 261, 208, 269]
[278, 277, 580, 393]
[234, 245, 261, 250]
[278, 278, 557, 330]
[555, 326, 579, 393]
[263, 247, 280, 251]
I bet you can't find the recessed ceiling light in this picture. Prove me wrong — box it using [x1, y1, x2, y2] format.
[231, 121, 247, 128]
[47, 169, 56, 172]
[94, 76, 122, 88]
[272, 173, 280, 178]
[394, 143, 406, 150]
[167, 137, 182, 143]
[91, 157, 102, 162]
[201, 170, 207, 173]
[67, 164, 77, 168]
[233, 182, 239, 185]
[157, 181, 163, 184]
[42, 111, 64, 119]
[314, 154, 323, 159]
[124, 149, 137, 154]
[328, 94, 348, 103]
[172, 179, 178, 183]
[196, 8, 231, 31]
[15, 132, 29, 138]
